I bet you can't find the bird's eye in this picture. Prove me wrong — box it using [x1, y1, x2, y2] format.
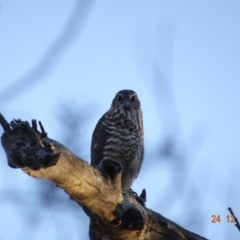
[130, 95, 136, 101]
[117, 95, 123, 101]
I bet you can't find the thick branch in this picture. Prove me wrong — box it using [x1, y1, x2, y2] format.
[0, 113, 208, 240]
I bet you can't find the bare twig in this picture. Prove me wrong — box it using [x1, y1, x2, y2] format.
[228, 207, 240, 232]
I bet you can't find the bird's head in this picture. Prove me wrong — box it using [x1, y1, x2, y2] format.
[111, 90, 141, 111]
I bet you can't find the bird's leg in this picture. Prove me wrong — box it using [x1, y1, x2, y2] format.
[97, 159, 123, 189]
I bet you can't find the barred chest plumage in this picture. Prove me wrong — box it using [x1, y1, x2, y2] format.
[101, 108, 143, 186]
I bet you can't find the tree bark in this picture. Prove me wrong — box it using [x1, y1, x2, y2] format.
[0, 113, 208, 240]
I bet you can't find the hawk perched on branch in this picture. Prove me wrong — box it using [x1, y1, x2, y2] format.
[91, 89, 144, 189]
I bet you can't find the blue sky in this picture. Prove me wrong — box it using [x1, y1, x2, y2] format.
[0, 1, 240, 239]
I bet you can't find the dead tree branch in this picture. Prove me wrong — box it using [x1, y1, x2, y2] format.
[0, 113, 208, 240]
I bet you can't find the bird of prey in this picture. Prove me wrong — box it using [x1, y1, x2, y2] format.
[91, 89, 144, 189]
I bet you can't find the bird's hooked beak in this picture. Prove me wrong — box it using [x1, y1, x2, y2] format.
[123, 98, 130, 109]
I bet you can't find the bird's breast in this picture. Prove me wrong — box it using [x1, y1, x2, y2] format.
[102, 109, 143, 163]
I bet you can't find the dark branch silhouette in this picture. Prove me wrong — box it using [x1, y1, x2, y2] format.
[228, 207, 240, 232]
